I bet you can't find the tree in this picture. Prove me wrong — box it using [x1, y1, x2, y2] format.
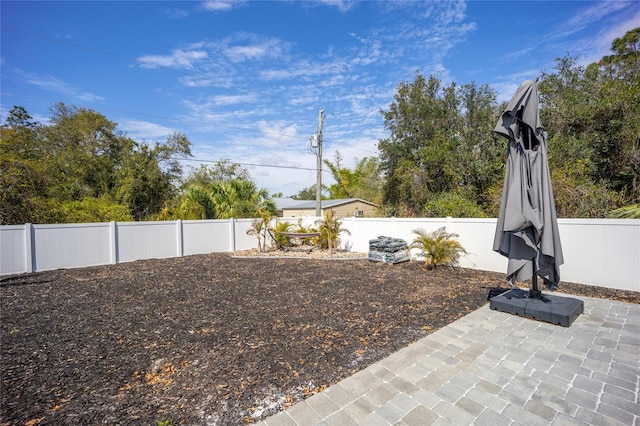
[599, 27, 639, 79]
[456, 82, 504, 209]
[539, 37, 640, 216]
[422, 190, 487, 218]
[323, 152, 384, 205]
[246, 208, 275, 252]
[350, 157, 384, 205]
[164, 178, 275, 220]
[114, 133, 191, 221]
[181, 159, 250, 189]
[379, 72, 456, 215]
[593, 28, 640, 206]
[292, 184, 327, 200]
[1, 103, 192, 224]
[377, 72, 502, 217]
[45, 102, 131, 200]
[324, 151, 356, 198]
[0, 106, 53, 224]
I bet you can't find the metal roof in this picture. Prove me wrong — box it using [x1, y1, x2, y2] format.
[272, 198, 377, 211]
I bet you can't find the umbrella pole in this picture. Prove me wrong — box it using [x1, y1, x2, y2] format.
[530, 260, 542, 299]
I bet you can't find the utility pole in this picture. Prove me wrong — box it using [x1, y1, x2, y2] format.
[315, 109, 324, 217]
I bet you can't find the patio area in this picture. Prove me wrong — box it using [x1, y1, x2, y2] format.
[259, 294, 639, 425]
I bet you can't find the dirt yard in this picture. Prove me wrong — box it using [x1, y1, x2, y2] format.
[2, 252, 638, 425]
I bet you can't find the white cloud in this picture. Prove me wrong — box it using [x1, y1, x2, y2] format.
[253, 120, 301, 148]
[163, 7, 190, 19]
[201, 1, 246, 12]
[120, 119, 176, 141]
[312, 0, 358, 13]
[563, 0, 629, 36]
[180, 75, 225, 88]
[137, 49, 208, 70]
[222, 37, 285, 63]
[579, 8, 640, 65]
[209, 94, 258, 106]
[16, 70, 104, 103]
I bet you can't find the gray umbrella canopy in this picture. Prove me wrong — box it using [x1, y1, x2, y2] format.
[493, 80, 564, 290]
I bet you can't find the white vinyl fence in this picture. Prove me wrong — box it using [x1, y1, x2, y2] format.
[1, 217, 638, 292]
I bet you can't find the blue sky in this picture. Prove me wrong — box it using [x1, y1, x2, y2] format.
[2, 1, 639, 197]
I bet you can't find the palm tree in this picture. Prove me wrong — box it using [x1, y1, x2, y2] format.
[324, 151, 356, 198]
[180, 185, 215, 219]
[167, 179, 275, 221]
[315, 210, 350, 253]
[210, 179, 276, 219]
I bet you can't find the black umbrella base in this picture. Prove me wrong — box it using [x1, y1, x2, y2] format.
[489, 288, 584, 327]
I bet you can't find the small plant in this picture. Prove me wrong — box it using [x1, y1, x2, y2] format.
[410, 227, 467, 269]
[293, 218, 313, 233]
[157, 420, 173, 426]
[246, 218, 266, 251]
[270, 220, 294, 248]
[293, 218, 318, 246]
[315, 210, 350, 253]
[246, 209, 275, 252]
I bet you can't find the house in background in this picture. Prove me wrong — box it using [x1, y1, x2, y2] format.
[272, 198, 379, 218]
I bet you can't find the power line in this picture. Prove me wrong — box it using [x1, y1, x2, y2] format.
[180, 157, 321, 172]
[0, 92, 310, 143]
[2, 92, 380, 155]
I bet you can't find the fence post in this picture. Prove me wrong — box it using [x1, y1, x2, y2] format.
[110, 221, 118, 265]
[176, 219, 184, 257]
[229, 218, 236, 252]
[25, 223, 34, 273]
[446, 216, 453, 234]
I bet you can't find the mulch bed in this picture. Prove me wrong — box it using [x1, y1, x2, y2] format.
[1, 253, 638, 425]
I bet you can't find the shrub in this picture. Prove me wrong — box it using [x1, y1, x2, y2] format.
[270, 220, 294, 248]
[315, 210, 350, 252]
[608, 204, 640, 218]
[422, 191, 487, 218]
[410, 227, 467, 269]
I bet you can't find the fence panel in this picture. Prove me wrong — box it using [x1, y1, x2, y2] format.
[117, 221, 179, 263]
[234, 219, 261, 251]
[446, 219, 506, 272]
[32, 223, 112, 272]
[182, 220, 235, 255]
[557, 219, 640, 292]
[0, 225, 28, 275]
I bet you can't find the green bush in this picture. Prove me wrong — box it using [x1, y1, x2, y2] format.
[270, 220, 294, 248]
[422, 191, 487, 218]
[410, 227, 467, 269]
[608, 204, 640, 218]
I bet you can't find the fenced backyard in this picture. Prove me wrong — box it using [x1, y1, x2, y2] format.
[1, 217, 639, 292]
[2, 218, 639, 425]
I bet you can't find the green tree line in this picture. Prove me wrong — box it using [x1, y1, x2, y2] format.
[376, 28, 639, 218]
[0, 103, 274, 224]
[2, 28, 638, 224]
[1, 102, 192, 224]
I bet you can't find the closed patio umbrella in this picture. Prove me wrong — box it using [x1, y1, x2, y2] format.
[493, 80, 563, 296]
